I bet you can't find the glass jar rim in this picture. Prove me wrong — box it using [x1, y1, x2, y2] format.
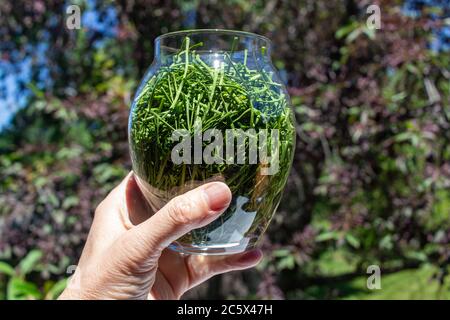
[155, 29, 272, 46]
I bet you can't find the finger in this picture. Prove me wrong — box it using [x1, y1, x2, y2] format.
[115, 182, 232, 265]
[184, 249, 263, 291]
[124, 173, 153, 226]
[154, 249, 263, 299]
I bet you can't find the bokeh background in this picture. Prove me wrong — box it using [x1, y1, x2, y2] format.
[0, 0, 449, 300]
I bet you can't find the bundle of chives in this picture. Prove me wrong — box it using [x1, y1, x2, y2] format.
[130, 37, 295, 244]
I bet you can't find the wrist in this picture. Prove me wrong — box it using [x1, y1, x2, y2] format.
[58, 288, 83, 300]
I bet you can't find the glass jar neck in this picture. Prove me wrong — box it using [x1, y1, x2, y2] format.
[154, 29, 271, 63]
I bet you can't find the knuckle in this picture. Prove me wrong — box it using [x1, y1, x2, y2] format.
[94, 200, 106, 217]
[113, 232, 160, 273]
[167, 196, 195, 225]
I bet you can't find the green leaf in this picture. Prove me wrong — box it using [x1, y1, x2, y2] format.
[45, 278, 68, 300]
[335, 21, 358, 39]
[379, 235, 393, 250]
[27, 82, 45, 99]
[346, 28, 362, 43]
[18, 250, 43, 276]
[93, 164, 126, 184]
[272, 249, 291, 257]
[345, 234, 360, 249]
[7, 277, 42, 300]
[363, 27, 376, 40]
[0, 261, 15, 276]
[62, 196, 80, 210]
[394, 132, 413, 143]
[277, 255, 296, 270]
[405, 251, 428, 262]
[316, 231, 339, 242]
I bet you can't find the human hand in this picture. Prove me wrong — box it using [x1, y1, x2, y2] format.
[58, 172, 262, 300]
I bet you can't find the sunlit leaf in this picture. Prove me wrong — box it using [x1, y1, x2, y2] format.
[18, 250, 43, 276]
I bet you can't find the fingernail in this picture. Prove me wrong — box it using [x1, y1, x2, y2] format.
[236, 249, 263, 265]
[203, 182, 232, 212]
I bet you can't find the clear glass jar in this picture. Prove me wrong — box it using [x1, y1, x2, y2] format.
[129, 29, 295, 255]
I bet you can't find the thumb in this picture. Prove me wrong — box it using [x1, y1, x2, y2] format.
[114, 181, 232, 265]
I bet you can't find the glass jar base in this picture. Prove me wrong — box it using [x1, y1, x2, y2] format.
[169, 239, 257, 255]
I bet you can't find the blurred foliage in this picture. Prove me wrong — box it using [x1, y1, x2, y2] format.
[0, 0, 449, 299]
[0, 250, 66, 300]
[294, 264, 450, 300]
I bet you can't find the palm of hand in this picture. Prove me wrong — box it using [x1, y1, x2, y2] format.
[60, 173, 261, 300]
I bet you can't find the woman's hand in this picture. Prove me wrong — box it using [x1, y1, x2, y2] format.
[59, 172, 262, 300]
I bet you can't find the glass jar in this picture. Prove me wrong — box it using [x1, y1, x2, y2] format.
[129, 29, 295, 255]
